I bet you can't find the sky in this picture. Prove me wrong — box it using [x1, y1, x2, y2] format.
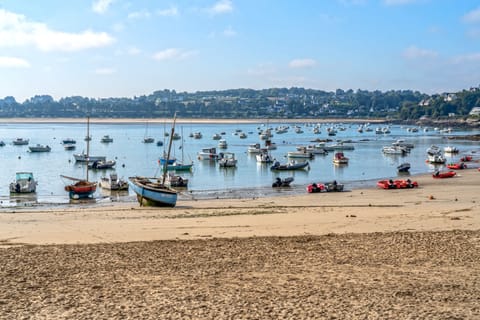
[0, 0, 480, 102]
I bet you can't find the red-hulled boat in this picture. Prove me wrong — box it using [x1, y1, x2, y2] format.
[377, 179, 418, 189]
[306, 182, 326, 193]
[446, 162, 467, 170]
[460, 155, 473, 162]
[432, 171, 456, 179]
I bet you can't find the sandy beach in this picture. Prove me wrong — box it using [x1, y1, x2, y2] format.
[0, 169, 479, 319]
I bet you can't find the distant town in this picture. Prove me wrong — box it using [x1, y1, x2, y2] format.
[1, 87, 480, 122]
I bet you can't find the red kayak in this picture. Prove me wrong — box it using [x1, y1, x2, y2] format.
[447, 163, 467, 170]
[432, 171, 456, 179]
[377, 179, 418, 189]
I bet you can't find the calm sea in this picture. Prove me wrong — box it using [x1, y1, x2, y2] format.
[0, 121, 479, 207]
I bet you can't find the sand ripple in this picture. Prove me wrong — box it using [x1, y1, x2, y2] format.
[1, 230, 479, 319]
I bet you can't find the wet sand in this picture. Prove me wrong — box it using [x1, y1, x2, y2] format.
[0, 168, 479, 319]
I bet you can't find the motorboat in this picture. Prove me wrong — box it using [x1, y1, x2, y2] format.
[287, 147, 314, 159]
[447, 162, 467, 170]
[382, 146, 407, 155]
[247, 143, 262, 154]
[212, 133, 222, 140]
[272, 177, 294, 187]
[306, 144, 328, 155]
[218, 139, 228, 149]
[397, 162, 411, 173]
[99, 172, 129, 191]
[333, 152, 349, 165]
[73, 152, 106, 163]
[444, 146, 459, 153]
[197, 147, 219, 160]
[62, 138, 76, 145]
[12, 138, 29, 145]
[165, 161, 193, 171]
[9, 172, 37, 193]
[218, 152, 237, 168]
[100, 135, 114, 143]
[270, 160, 310, 171]
[63, 143, 76, 150]
[143, 137, 155, 143]
[88, 160, 116, 170]
[193, 132, 203, 139]
[256, 149, 273, 163]
[28, 144, 51, 152]
[166, 173, 188, 188]
[426, 153, 446, 164]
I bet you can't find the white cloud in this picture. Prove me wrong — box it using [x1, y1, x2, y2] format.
[152, 48, 198, 61]
[208, 0, 233, 15]
[402, 46, 438, 59]
[0, 9, 115, 52]
[157, 6, 179, 17]
[92, 0, 115, 14]
[95, 67, 116, 75]
[463, 7, 480, 24]
[0, 56, 30, 68]
[128, 10, 151, 20]
[288, 58, 317, 68]
[452, 53, 480, 64]
[127, 47, 141, 55]
[223, 26, 237, 37]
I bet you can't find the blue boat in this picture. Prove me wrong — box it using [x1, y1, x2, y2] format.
[128, 176, 177, 207]
[129, 114, 179, 207]
[159, 157, 176, 165]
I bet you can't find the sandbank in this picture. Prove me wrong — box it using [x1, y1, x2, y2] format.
[1, 168, 478, 246]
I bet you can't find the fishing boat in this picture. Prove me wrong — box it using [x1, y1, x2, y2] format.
[432, 171, 456, 179]
[333, 152, 349, 165]
[99, 172, 129, 191]
[28, 144, 51, 152]
[197, 147, 220, 160]
[270, 160, 310, 171]
[9, 172, 37, 193]
[256, 149, 274, 163]
[61, 117, 97, 199]
[12, 138, 29, 145]
[218, 152, 237, 168]
[272, 177, 294, 187]
[128, 115, 179, 207]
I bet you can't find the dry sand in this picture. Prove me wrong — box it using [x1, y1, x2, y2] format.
[0, 168, 479, 319]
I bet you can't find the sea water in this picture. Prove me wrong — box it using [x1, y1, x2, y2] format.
[0, 121, 478, 206]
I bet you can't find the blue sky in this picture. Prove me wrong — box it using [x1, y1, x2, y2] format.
[1, 0, 479, 102]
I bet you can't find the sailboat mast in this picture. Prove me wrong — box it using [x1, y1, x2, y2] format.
[86, 116, 90, 181]
[162, 113, 177, 185]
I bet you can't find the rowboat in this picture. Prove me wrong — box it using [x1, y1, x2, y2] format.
[432, 171, 456, 179]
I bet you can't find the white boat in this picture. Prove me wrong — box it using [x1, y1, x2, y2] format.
[129, 115, 179, 207]
[62, 138, 76, 144]
[287, 147, 314, 159]
[382, 146, 406, 155]
[28, 144, 51, 152]
[306, 144, 328, 155]
[239, 132, 247, 139]
[392, 139, 414, 150]
[427, 153, 446, 164]
[12, 138, 29, 145]
[444, 146, 459, 153]
[247, 143, 262, 154]
[73, 152, 106, 163]
[100, 135, 113, 143]
[10, 172, 37, 193]
[218, 152, 237, 167]
[255, 149, 273, 163]
[264, 139, 277, 150]
[143, 137, 155, 143]
[197, 147, 219, 160]
[166, 173, 188, 188]
[63, 143, 76, 150]
[324, 142, 355, 151]
[99, 172, 129, 191]
[218, 139, 228, 149]
[212, 133, 222, 140]
[426, 145, 441, 156]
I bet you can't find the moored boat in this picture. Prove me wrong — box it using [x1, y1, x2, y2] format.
[99, 172, 129, 191]
[271, 160, 310, 171]
[12, 138, 29, 145]
[397, 162, 411, 173]
[9, 172, 37, 193]
[272, 177, 294, 187]
[28, 144, 51, 152]
[100, 135, 114, 143]
[447, 162, 467, 170]
[197, 147, 219, 160]
[333, 152, 349, 165]
[218, 152, 237, 167]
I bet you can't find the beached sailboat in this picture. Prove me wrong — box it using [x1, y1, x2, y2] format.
[129, 115, 179, 207]
[61, 117, 97, 199]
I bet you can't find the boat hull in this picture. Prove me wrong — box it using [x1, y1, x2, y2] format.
[128, 177, 177, 207]
[65, 181, 97, 199]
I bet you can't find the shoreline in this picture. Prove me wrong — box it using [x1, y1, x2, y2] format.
[1, 168, 478, 246]
[0, 117, 388, 125]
